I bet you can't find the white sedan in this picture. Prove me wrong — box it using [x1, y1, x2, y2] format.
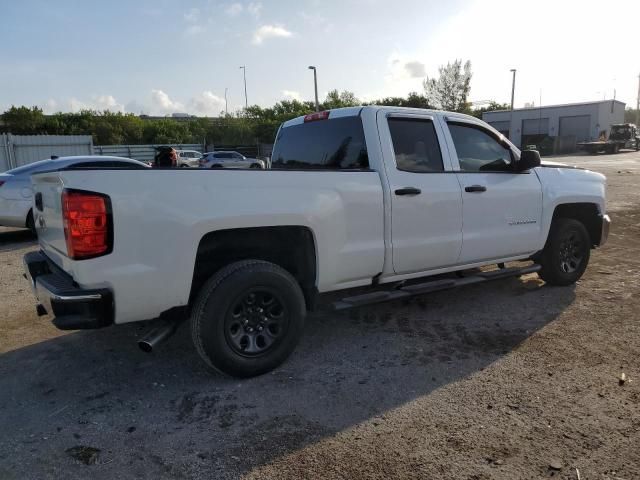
[0, 156, 148, 232]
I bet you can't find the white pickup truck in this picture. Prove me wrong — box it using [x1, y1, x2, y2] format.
[24, 106, 610, 377]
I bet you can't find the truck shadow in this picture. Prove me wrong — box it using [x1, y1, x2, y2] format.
[0, 275, 574, 479]
[0, 227, 36, 252]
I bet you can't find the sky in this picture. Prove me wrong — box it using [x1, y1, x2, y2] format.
[1, 0, 639, 116]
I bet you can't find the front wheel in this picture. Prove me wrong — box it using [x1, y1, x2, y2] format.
[190, 260, 306, 377]
[538, 218, 590, 286]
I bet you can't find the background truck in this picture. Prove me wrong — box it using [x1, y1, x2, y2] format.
[24, 106, 610, 377]
[578, 123, 640, 154]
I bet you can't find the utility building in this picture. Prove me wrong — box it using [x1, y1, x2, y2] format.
[483, 100, 625, 151]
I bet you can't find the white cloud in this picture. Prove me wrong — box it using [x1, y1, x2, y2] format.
[404, 61, 426, 78]
[185, 24, 204, 36]
[51, 95, 125, 113]
[247, 2, 262, 17]
[379, 52, 430, 97]
[189, 91, 226, 116]
[298, 11, 333, 34]
[43, 99, 58, 114]
[150, 89, 184, 114]
[225, 3, 243, 16]
[282, 90, 301, 101]
[94, 95, 125, 112]
[252, 25, 292, 45]
[183, 8, 200, 23]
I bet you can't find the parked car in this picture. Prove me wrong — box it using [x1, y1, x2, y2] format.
[176, 150, 202, 167]
[24, 106, 609, 378]
[199, 151, 265, 169]
[0, 156, 148, 232]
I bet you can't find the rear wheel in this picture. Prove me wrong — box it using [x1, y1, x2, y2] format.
[190, 260, 306, 377]
[539, 218, 590, 286]
[250, 163, 261, 169]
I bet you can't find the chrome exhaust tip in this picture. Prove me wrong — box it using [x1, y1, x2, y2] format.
[137, 322, 178, 353]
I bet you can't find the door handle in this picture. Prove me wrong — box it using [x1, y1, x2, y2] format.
[395, 187, 422, 196]
[464, 185, 487, 193]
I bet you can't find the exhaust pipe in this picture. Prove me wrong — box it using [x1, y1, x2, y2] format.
[138, 321, 179, 353]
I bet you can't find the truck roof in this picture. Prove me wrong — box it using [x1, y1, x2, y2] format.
[281, 106, 479, 129]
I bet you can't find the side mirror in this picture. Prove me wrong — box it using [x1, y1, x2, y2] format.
[517, 149, 541, 171]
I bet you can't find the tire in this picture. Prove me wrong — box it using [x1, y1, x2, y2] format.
[180, 164, 189, 168]
[26, 210, 36, 236]
[211, 164, 223, 169]
[538, 218, 590, 286]
[190, 260, 306, 377]
[250, 163, 261, 169]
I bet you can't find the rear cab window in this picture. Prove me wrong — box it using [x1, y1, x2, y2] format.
[272, 114, 369, 170]
[388, 118, 444, 173]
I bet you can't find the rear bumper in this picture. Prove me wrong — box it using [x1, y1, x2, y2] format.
[599, 214, 611, 246]
[23, 251, 114, 330]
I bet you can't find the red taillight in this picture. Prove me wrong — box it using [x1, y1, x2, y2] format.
[303, 111, 330, 123]
[62, 190, 112, 260]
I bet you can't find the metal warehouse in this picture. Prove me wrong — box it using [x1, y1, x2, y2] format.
[482, 100, 625, 152]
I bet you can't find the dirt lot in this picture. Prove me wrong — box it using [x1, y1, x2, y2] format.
[1, 152, 639, 480]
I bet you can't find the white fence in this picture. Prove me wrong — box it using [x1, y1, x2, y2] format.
[0, 134, 93, 172]
[93, 144, 204, 163]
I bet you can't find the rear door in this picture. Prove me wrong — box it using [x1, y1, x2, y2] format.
[377, 110, 463, 274]
[442, 118, 542, 263]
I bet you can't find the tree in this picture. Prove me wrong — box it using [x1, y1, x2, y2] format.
[369, 91, 433, 109]
[423, 60, 472, 112]
[470, 101, 509, 119]
[1, 106, 45, 134]
[624, 108, 639, 125]
[322, 90, 359, 110]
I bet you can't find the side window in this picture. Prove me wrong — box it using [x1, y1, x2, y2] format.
[388, 118, 444, 173]
[271, 116, 369, 170]
[233, 152, 244, 159]
[448, 123, 513, 172]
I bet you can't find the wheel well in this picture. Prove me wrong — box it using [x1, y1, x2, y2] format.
[552, 203, 602, 246]
[190, 226, 317, 309]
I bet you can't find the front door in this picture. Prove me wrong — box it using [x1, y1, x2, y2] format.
[377, 111, 463, 274]
[442, 119, 543, 263]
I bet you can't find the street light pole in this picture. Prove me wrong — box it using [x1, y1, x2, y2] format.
[510, 69, 516, 111]
[308, 66, 319, 111]
[636, 73, 640, 127]
[509, 68, 517, 140]
[224, 87, 228, 116]
[239, 66, 248, 109]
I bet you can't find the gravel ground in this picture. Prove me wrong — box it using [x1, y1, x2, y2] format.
[0, 152, 639, 479]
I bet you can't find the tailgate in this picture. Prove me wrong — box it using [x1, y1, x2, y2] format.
[31, 172, 68, 263]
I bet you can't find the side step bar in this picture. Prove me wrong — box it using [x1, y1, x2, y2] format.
[331, 264, 541, 311]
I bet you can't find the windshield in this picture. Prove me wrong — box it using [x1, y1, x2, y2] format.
[6, 159, 53, 175]
[610, 126, 630, 140]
